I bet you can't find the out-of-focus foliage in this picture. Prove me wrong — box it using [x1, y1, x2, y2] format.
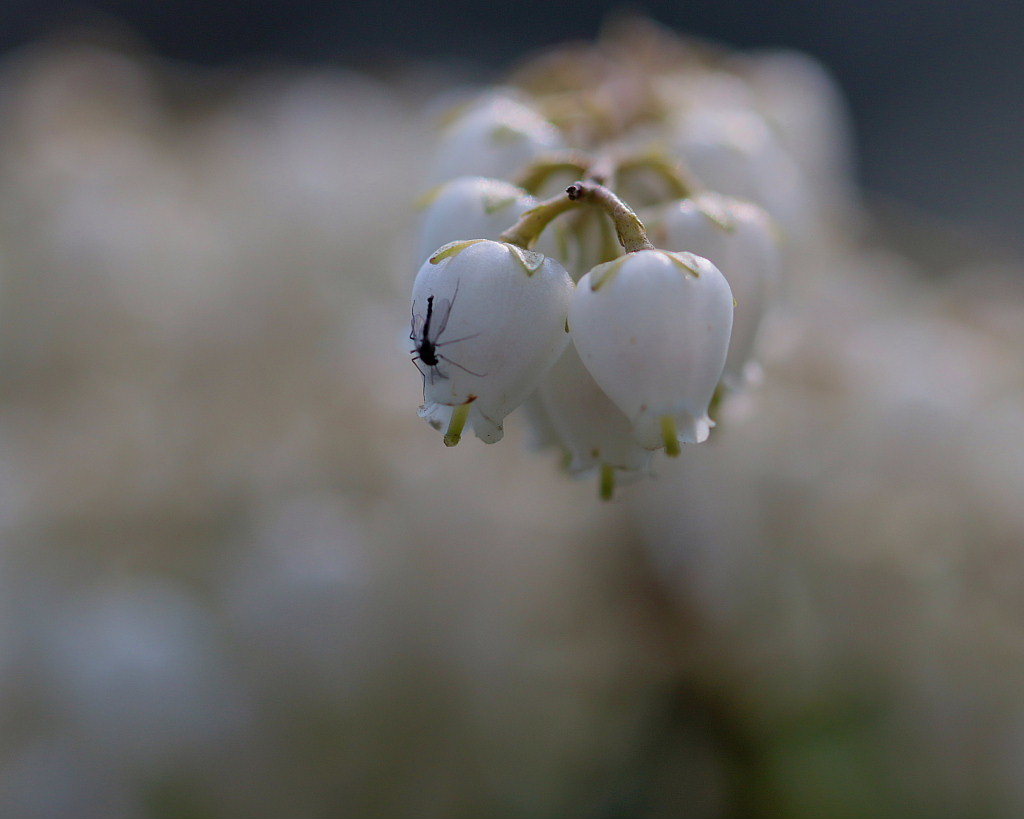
[0, 32, 1022, 819]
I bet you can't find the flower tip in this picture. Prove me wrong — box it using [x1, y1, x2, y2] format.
[693, 415, 713, 443]
[443, 402, 471, 447]
[599, 464, 616, 500]
[661, 416, 682, 457]
[474, 424, 504, 444]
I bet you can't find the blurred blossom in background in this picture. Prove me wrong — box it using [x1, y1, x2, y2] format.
[0, 2, 1022, 818]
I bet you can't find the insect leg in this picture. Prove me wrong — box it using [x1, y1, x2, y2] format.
[434, 332, 480, 348]
[439, 354, 486, 378]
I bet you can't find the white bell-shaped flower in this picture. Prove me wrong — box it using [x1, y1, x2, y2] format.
[570, 249, 733, 451]
[412, 239, 573, 444]
[427, 93, 566, 186]
[537, 343, 652, 477]
[672, 105, 811, 237]
[518, 394, 563, 452]
[741, 49, 860, 225]
[646, 193, 779, 388]
[654, 69, 757, 120]
[415, 176, 537, 265]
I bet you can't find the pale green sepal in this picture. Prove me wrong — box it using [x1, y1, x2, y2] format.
[490, 124, 527, 144]
[429, 239, 486, 264]
[482, 194, 519, 215]
[694, 195, 737, 233]
[506, 243, 546, 276]
[414, 183, 446, 210]
[659, 250, 701, 278]
[437, 100, 471, 131]
[589, 255, 628, 291]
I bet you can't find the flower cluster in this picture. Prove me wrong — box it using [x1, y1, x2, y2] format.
[409, 24, 831, 497]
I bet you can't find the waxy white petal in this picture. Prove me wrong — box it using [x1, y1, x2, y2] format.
[538, 344, 652, 475]
[412, 239, 573, 444]
[647, 193, 779, 387]
[428, 94, 566, 187]
[570, 249, 733, 450]
[415, 176, 537, 265]
[673, 105, 811, 237]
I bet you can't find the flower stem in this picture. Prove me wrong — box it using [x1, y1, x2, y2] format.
[566, 180, 654, 253]
[500, 180, 652, 254]
[499, 193, 578, 249]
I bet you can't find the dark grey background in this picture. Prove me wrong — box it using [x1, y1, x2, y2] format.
[2, 0, 1021, 252]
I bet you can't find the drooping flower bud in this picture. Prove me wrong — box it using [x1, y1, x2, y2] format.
[415, 176, 537, 265]
[518, 394, 564, 453]
[741, 49, 859, 223]
[672, 105, 810, 237]
[569, 248, 733, 451]
[427, 93, 566, 187]
[646, 193, 779, 388]
[537, 343, 652, 482]
[411, 239, 573, 445]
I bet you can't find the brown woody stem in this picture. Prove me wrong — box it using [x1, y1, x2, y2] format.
[565, 180, 654, 253]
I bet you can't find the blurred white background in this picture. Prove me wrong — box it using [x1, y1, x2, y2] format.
[0, 12, 1022, 819]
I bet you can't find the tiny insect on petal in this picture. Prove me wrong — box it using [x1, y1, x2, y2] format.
[411, 239, 573, 444]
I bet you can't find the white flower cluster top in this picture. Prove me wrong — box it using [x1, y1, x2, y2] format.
[408, 28, 836, 498]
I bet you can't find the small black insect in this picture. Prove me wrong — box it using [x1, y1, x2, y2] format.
[410, 282, 484, 384]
